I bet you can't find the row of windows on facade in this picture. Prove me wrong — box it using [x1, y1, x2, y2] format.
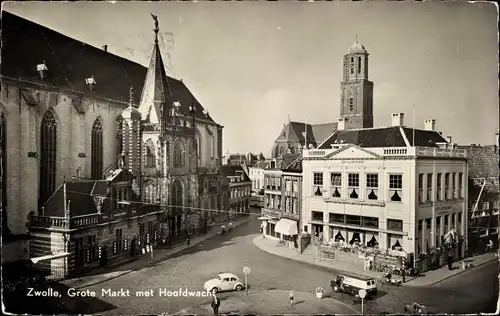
[144, 141, 191, 169]
[417, 172, 465, 203]
[265, 177, 299, 192]
[230, 187, 251, 199]
[415, 214, 464, 253]
[311, 211, 404, 232]
[265, 194, 298, 213]
[73, 222, 155, 266]
[312, 172, 464, 203]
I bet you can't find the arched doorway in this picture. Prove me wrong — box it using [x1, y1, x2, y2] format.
[171, 180, 183, 238]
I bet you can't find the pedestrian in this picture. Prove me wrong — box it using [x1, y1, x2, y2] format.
[221, 225, 226, 236]
[187, 232, 191, 246]
[289, 290, 294, 306]
[447, 256, 453, 271]
[211, 293, 220, 315]
[315, 231, 319, 245]
[401, 268, 406, 283]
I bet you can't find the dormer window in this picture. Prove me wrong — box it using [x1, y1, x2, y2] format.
[85, 75, 97, 90]
[37, 61, 49, 80]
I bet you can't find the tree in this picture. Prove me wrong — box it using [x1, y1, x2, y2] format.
[258, 152, 265, 161]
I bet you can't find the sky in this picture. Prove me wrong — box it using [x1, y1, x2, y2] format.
[3, 1, 499, 156]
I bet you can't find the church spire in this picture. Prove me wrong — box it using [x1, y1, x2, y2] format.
[138, 13, 172, 124]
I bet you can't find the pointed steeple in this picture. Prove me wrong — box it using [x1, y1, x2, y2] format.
[138, 14, 172, 124]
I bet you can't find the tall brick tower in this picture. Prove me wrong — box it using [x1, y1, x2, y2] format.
[340, 39, 374, 129]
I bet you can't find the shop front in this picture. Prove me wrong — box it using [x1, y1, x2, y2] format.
[328, 227, 380, 249]
[275, 218, 299, 249]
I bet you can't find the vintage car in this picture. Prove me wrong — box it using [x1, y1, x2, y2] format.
[404, 302, 427, 314]
[203, 272, 245, 294]
[331, 273, 377, 298]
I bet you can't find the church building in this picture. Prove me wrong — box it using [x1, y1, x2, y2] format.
[271, 40, 373, 158]
[1, 11, 225, 272]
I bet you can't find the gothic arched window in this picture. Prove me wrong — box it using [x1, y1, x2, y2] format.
[145, 139, 156, 168]
[358, 56, 362, 74]
[173, 142, 184, 168]
[116, 116, 124, 156]
[1, 113, 8, 235]
[171, 180, 183, 215]
[91, 118, 103, 179]
[39, 109, 57, 206]
[350, 57, 355, 74]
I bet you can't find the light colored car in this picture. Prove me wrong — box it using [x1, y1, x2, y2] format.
[203, 273, 245, 294]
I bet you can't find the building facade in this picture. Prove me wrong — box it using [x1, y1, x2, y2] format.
[302, 116, 468, 272]
[248, 160, 271, 192]
[260, 154, 302, 245]
[1, 12, 224, 265]
[220, 165, 252, 218]
[458, 145, 499, 253]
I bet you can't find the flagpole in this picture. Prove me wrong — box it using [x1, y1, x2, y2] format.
[412, 105, 415, 147]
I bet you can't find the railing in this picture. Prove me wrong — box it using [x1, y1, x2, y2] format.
[383, 148, 407, 155]
[28, 216, 69, 228]
[304, 146, 467, 159]
[70, 214, 101, 227]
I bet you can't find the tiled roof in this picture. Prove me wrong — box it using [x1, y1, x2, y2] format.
[220, 165, 251, 181]
[274, 121, 337, 147]
[278, 153, 301, 169]
[282, 156, 303, 173]
[1, 12, 214, 123]
[252, 160, 271, 169]
[311, 123, 338, 145]
[43, 181, 101, 217]
[318, 126, 446, 149]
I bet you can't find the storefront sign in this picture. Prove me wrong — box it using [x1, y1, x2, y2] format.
[435, 204, 453, 215]
[262, 209, 281, 219]
[341, 160, 364, 164]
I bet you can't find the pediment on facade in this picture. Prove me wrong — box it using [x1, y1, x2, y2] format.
[324, 144, 381, 160]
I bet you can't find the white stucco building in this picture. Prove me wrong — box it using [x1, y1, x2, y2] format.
[248, 160, 272, 192]
[301, 114, 468, 271]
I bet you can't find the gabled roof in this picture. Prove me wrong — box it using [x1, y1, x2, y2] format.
[1, 12, 215, 123]
[278, 153, 301, 169]
[220, 165, 251, 182]
[311, 122, 338, 145]
[43, 181, 108, 217]
[317, 126, 447, 149]
[282, 156, 303, 173]
[274, 121, 337, 146]
[252, 160, 271, 169]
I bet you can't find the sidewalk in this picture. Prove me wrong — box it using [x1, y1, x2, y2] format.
[174, 290, 359, 315]
[60, 216, 253, 289]
[253, 236, 497, 287]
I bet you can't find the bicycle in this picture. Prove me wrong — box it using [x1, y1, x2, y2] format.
[375, 276, 388, 286]
[277, 239, 286, 246]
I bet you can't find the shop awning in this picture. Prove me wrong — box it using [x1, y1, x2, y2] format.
[275, 218, 298, 235]
[31, 252, 70, 264]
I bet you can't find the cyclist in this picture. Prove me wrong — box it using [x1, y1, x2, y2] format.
[221, 224, 226, 236]
[228, 222, 233, 231]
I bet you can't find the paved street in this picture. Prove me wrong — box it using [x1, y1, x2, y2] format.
[46, 212, 497, 315]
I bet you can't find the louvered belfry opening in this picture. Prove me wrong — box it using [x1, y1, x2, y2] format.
[91, 118, 103, 179]
[39, 109, 57, 207]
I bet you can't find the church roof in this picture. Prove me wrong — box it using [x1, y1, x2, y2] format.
[348, 41, 367, 54]
[1, 11, 215, 124]
[274, 121, 337, 146]
[317, 126, 447, 149]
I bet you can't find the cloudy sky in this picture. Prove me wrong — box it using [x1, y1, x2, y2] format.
[4, 1, 498, 156]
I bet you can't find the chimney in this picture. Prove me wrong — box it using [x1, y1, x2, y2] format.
[424, 119, 436, 131]
[338, 117, 347, 131]
[391, 113, 405, 127]
[103, 45, 108, 52]
[447, 136, 452, 143]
